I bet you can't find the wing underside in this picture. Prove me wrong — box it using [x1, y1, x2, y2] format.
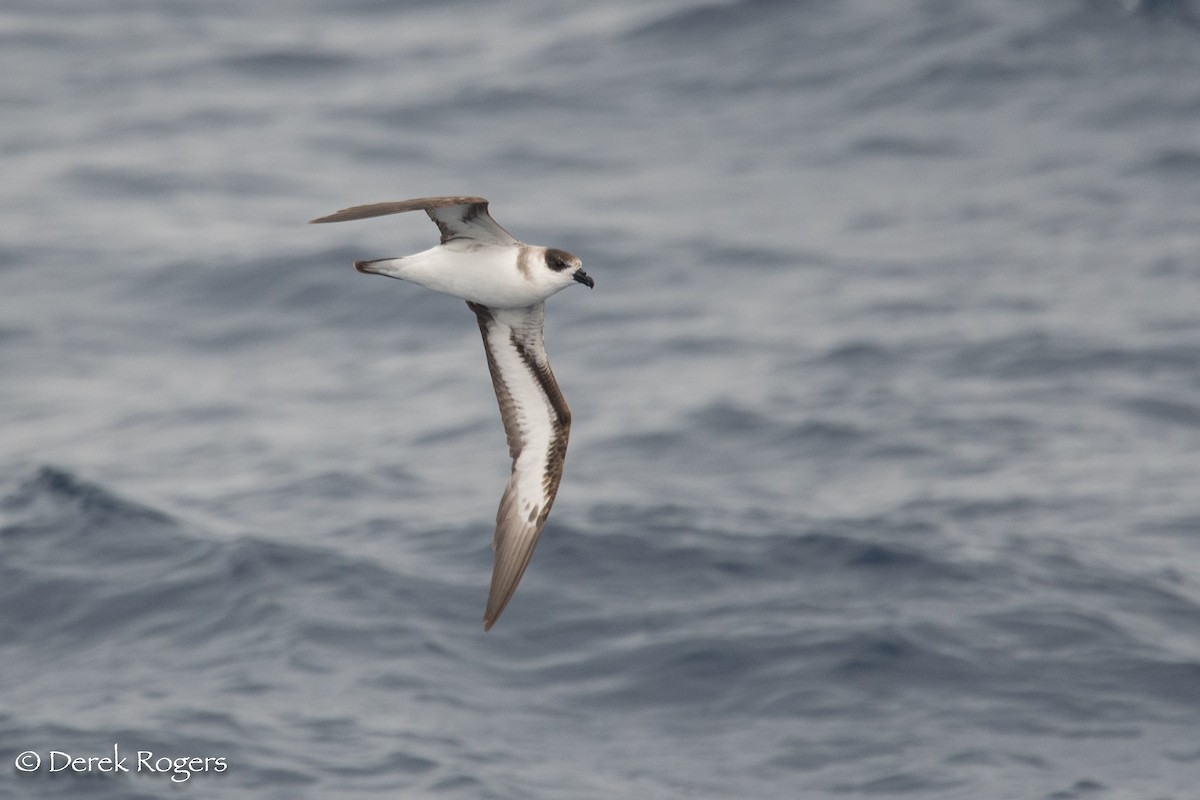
[468, 302, 571, 630]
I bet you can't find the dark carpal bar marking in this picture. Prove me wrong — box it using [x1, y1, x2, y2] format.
[509, 333, 571, 429]
[469, 302, 526, 461]
[468, 302, 571, 481]
[509, 330, 571, 499]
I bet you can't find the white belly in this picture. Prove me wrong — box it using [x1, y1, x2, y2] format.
[389, 246, 561, 308]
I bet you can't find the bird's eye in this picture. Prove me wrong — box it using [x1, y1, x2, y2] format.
[544, 249, 574, 272]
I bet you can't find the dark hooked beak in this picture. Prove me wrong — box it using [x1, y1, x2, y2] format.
[573, 268, 594, 289]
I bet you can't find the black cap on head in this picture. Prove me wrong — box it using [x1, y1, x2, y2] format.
[544, 248, 578, 272]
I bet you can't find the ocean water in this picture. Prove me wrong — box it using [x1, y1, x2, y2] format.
[3, 0, 1200, 797]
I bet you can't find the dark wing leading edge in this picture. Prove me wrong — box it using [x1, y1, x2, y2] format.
[309, 196, 519, 246]
[467, 302, 572, 631]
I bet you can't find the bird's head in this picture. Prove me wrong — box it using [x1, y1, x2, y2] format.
[544, 248, 593, 290]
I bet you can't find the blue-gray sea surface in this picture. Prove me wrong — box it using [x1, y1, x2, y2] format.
[4, 1, 1200, 798]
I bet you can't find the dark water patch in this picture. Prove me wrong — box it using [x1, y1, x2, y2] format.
[980, 607, 1131, 654]
[111, 404, 248, 437]
[627, 0, 818, 42]
[689, 240, 812, 271]
[305, 134, 433, 166]
[622, 635, 802, 706]
[618, 0, 849, 96]
[431, 773, 486, 793]
[325, 748, 437, 777]
[1044, 779, 1107, 800]
[1124, 396, 1200, 427]
[828, 626, 978, 691]
[944, 331, 1200, 380]
[0, 466, 461, 656]
[773, 419, 867, 453]
[160, 707, 247, 739]
[1108, 656, 1200, 707]
[769, 734, 901, 772]
[598, 429, 687, 457]
[815, 340, 901, 371]
[912, 410, 1043, 448]
[0, 569, 107, 647]
[1138, 512, 1200, 536]
[546, 511, 975, 615]
[176, 105, 276, 130]
[358, 85, 606, 132]
[963, 554, 1200, 715]
[247, 470, 392, 506]
[1084, 89, 1200, 129]
[204, 536, 465, 650]
[0, 26, 91, 52]
[980, 293, 1045, 314]
[522, 630, 814, 712]
[1099, 0, 1200, 27]
[178, 322, 289, 352]
[221, 50, 352, 78]
[531, 618, 983, 722]
[845, 208, 905, 233]
[867, 298, 958, 318]
[1145, 253, 1200, 280]
[852, 56, 1041, 114]
[849, 134, 964, 159]
[787, 532, 945, 582]
[689, 401, 773, 434]
[941, 748, 1050, 769]
[687, 400, 870, 455]
[496, 532, 1200, 724]
[64, 164, 294, 200]
[65, 165, 204, 198]
[489, 145, 614, 173]
[660, 333, 747, 355]
[902, 493, 1047, 522]
[2, 465, 178, 542]
[1028, 548, 1200, 622]
[586, 501, 707, 535]
[831, 770, 963, 795]
[334, 0, 461, 13]
[1129, 147, 1200, 178]
[0, 244, 24, 270]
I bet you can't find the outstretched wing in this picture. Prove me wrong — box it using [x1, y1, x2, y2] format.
[309, 196, 519, 246]
[468, 302, 572, 631]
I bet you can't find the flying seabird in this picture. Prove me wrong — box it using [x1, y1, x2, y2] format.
[310, 196, 593, 630]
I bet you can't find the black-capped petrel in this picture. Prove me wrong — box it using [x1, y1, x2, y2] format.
[310, 197, 593, 630]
